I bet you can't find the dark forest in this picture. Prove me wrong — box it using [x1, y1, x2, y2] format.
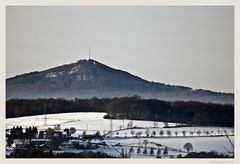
[6, 96, 234, 127]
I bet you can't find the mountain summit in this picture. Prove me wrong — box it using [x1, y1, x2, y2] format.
[6, 59, 233, 104]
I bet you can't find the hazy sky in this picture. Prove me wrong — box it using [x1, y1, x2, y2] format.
[6, 6, 234, 93]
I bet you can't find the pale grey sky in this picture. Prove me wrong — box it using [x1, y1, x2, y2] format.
[6, 6, 234, 93]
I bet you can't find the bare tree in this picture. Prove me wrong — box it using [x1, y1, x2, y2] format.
[175, 131, 178, 137]
[163, 122, 169, 128]
[136, 131, 142, 138]
[145, 129, 150, 137]
[159, 130, 164, 137]
[224, 130, 227, 135]
[121, 148, 128, 158]
[196, 130, 201, 136]
[183, 142, 193, 153]
[143, 139, 148, 147]
[127, 121, 133, 129]
[157, 148, 161, 156]
[167, 130, 171, 137]
[205, 130, 209, 136]
[182, 130, 186, 137]
[210, 130, 214, 135]
[190, 131, 194, 136]
[152, 131, 156, 137]
[130, 130, 135, 137]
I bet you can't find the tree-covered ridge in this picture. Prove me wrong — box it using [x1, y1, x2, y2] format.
[7, 59, 233, 104]
[6, 96, 234, 127]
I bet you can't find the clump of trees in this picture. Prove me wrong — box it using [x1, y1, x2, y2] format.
[81, 131, 103, 141]
[7, 126, 38, 145]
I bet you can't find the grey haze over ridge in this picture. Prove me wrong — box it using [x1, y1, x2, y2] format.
[6, 6, 234, 93]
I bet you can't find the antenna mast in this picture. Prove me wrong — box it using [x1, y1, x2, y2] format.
[89, 48, 91, 60]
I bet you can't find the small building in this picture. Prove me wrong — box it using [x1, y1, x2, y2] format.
[12, 139, 30, 148]
[31, 138, 51, 146]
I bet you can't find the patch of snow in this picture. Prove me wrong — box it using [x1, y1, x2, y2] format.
[46, 71, 65, 78]
[77, 74, 94, 81]
[46, 72, 57, 78]
[69, 65, 81, 74]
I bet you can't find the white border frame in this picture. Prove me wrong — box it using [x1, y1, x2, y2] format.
[1, 1, 239, 164]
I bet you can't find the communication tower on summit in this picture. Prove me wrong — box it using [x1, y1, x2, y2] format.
[89, 48, 91, 60]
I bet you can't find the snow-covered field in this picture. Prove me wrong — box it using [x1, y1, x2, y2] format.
[6, 112, 178, 133]
[6, 112, 234, 157]
[105, 136, 234, 155]
[6, 112, 233, 134]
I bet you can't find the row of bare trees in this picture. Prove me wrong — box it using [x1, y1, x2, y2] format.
[120, 140, 193, 158]
[115, 129, 234, 138]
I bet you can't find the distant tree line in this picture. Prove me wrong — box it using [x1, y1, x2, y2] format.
[6, 96, 234, 127]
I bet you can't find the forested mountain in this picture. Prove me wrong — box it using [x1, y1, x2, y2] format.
[6, 59, 233, 104]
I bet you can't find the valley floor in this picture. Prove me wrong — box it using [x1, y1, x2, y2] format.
[6, 112, 234, 158]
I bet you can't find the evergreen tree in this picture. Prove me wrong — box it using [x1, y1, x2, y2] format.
[163, 147, 168, 156]
[82, 130, 87, 137]
[150, 147, 154, 156]
[157, 148, 161, 156]
[129, 146, 134, 154]
[49, 149, 54, 158]
[143, 148, 148, 154]
[137, 147, 142, 154]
